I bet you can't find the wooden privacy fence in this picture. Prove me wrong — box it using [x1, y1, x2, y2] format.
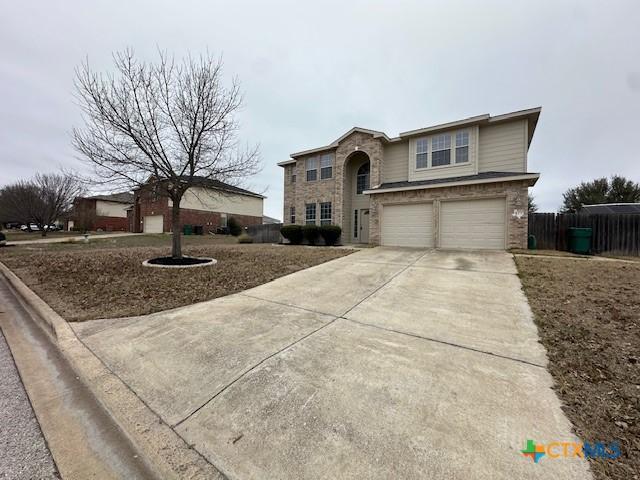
[528, 213, 640, 255]
[246, 223, 283, 243]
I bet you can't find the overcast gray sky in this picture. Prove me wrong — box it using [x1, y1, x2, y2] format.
[2, 0, 639, 218]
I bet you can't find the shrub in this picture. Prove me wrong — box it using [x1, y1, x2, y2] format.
[228, 216, 242, 236]
[302, 224, 320, 246]
[237, 233, 253, 244]
[0, 231, 6, 246]
[280, 225, 303, 245]
[319, 225, 342, 246]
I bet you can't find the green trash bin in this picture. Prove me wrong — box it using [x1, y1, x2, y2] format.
[527, 234, 537, 250]
[568, 227, 592, 254]
[183, 224, 193, 236]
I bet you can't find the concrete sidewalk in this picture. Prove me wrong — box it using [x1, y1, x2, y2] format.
[6, 232, 140, 246]
[72, 248, 592, 479]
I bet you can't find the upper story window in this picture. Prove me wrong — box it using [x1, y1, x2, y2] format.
[415, 129, 470, 169]
[288, 165, 296, 183]
[306, 157, 318, 181]
[320, 154, 333, 179]
[356, 163, 370, 194]
[431, 134, 451, 167]
[455, 131, 469, 164]
[416, 138, 428, 169]
[305, 203, 316, 224]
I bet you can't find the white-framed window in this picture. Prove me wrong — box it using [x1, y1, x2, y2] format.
[455, 131, 469, 164]
[221, 213, 228, 228]
[320, 202, 332, 225]
[305, 203, 316, 224]
[356, 163, 370, 194]
[289, 165, 296, 183]
[290, 206, 295, 223]
[416, 137, 428, 169]
[415, 129, 470, 169]
[320, 154, 333, 180]
[431, 134, 451, 167]
[306, 157, 318, 182]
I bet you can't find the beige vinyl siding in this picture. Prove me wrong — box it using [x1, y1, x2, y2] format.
[478, 120, 527, 173]
[169, 187, 263, 217]
[407, 126, 478, 182]
[382, 141, 409, 183]
[95, 200, 130, 218]
[439, 198, 506, 249]
[381, 203, 434, 247]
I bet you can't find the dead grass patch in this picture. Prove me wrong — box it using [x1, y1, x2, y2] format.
[515, 255, 639, 480]
[0, 243, 351, 322]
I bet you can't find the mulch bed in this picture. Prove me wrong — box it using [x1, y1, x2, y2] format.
[0, 244, 351, 322]
[515, 256, 640, 480]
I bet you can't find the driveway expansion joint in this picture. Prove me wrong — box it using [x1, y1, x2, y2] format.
[172, 316, 340, 429]
[342, 317, 546, 369]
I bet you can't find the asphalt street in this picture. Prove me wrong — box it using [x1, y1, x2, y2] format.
[0, 329, 59, 479]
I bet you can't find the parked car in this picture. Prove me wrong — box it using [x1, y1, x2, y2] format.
[20, 223, 40, 232]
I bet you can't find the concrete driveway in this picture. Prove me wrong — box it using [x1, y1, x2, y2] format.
[72, 248, 591, 479]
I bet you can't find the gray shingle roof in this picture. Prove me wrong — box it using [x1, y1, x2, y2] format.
[581, 203, 640, 214]
[87, 192, 134, 203]
[370, 171, 538, 191]
[180, 177, 264, 198]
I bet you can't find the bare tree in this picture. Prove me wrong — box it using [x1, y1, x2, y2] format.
[0, 173, 83, 236]
[72, 49, 261, 259]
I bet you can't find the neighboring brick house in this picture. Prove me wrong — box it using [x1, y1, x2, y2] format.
[279, 107, 541, 249]
[69, 192, 133, 232]
[131, 177, 264, 234]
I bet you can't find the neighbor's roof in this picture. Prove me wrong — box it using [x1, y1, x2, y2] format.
[189, 178, 265, 199]
[142, 175, 267, 198]
[279, 107, 541, 165]
[364, 171, 540, 194]
[174, 176, 265, 199]
[262, 215, 281, 224]
[581, 203, 640, 214]
[87, 192, 134, 204]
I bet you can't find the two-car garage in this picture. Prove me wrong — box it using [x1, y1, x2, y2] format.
[380, 198, 506, 250]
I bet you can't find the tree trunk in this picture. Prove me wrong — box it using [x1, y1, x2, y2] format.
[171, 199, 182, 259]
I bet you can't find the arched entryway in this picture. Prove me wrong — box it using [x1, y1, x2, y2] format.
[343, 151, 371, 243]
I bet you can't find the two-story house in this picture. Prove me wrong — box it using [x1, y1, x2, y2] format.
[279, 107, 540, 249]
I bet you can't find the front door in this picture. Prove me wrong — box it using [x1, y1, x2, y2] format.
[359, 209, 370, 243]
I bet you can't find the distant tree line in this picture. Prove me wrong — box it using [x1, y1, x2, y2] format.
[528, 175, 639, 214]
[0, 173, 83, 236]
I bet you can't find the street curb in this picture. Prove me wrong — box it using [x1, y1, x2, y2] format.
[0, 261, 225, 480]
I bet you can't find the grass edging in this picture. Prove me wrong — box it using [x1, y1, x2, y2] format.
[0, 261, 225, 480]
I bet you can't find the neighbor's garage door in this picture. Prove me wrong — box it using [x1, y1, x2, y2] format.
[440, 198, 506, 250]
[381, 203, 434, 247]
[143, 215, 164, 233]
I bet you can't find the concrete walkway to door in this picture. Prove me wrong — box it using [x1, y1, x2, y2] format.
[71, 247, 592, 480]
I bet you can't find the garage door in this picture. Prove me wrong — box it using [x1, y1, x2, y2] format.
[143, 215, 164, 233]
[440, 198, 506, 249]
[381, 203, 434, 247]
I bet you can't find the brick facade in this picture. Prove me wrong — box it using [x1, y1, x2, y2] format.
[368, 181, 530, 248]
[283, 131, 383, 229]
[133, 187, 262, 233]
[94, 216, 129, 232]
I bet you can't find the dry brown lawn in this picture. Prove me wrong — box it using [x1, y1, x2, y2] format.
[515, 255, 640, 480]
[0, 238, 352, 322]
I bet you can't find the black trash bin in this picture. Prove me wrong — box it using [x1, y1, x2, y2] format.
[193, 225, 204, 236]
